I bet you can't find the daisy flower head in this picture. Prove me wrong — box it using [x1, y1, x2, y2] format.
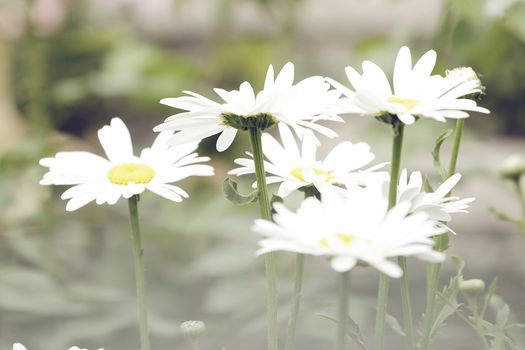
[154, 62, 343, 152]
[397, 169, 474, 230]
[40, 117, 214, 211]
[252, 186, 446, 277]
[327, 46, 489, 125]
[229, 123, 388, 197]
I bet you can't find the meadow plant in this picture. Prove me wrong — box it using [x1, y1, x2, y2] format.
[36, 46, 525, 350]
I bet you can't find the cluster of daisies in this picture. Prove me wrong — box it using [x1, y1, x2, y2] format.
[40, 46, 486, 278]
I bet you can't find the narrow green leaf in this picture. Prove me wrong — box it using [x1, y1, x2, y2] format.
[222, 177, 258, 205]
[432, 129, 454, 180]
[317, 310, 368, 350]
[385, 313, 406, 336]
[490, 208, 520, 224]
[481, 277, 498, 319]
[429, 256, 465, 339]
[423, 175, 434, 193]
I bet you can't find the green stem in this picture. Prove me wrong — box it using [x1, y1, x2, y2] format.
[337, 270, 350, 350]
[465, 297, 491, 350]
[127, 195, 151, 350]
[513, 180, 525, 217]
[374, 121, 405, 350]
[249, 127, 279, 350]
[447, 119, 464, 178]
[420, 248, 443, 350]
[285, 253, 304, 350]
[399, 257, 414, 350]
[189, 338, 200, 350]
[420, 119, 465, 349]
[374, 273, 390, 350]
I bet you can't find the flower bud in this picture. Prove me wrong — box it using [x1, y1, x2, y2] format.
[445, 67, 485, 97]
[180, 320, 206, 338]
[500, 154, 525, 181]
[459, 279, 486, 296]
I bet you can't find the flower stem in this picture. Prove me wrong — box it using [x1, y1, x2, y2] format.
[447, 119, 464, 179]
[127, 195, 151, 350]
[465, 296, 491, 350]
[285, 253, 304, 350]
[248, 127, 279, 350]
[420, 119, 464, 350]
[190, 338, 200, 350]
[513, 179, 525, 217]
[284, 190, 320, 350]
[337, 270, 350, 350]
[374, 121, 406, 350]
[399, 257, 414, 350]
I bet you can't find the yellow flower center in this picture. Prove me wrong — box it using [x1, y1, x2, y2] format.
[107, 163, 155, 185]
[290, 167, 335, 182]
[320, 234, 355, 249]
[387, 96, 420, 111]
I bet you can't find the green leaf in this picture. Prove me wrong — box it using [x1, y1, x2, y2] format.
[481, 277, 498, 319]
[222, 177, 258, 205]
[317, 309, 368, 350]
[423, 175, 435, 193]
[430, 256, 465, 339]
[432, 129, 454, 180]
[385, 313, 406, 336]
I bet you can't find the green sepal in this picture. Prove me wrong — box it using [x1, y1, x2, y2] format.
[433, 233, 449, 252]
[432, 129, 454, 180]
[222, 177, 258, 205]
[221, 112, 277, 131]
[298, 185, 321, 199]
[270, 194, 284, 216]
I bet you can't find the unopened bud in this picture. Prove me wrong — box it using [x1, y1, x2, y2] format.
[500, 154, 525, 181]
[445, 67, 485, 97]
[459, 279, 486, 295]
[180, 320, 206, 338]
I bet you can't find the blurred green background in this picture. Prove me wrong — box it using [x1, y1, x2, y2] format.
[1, 0, 524, 349]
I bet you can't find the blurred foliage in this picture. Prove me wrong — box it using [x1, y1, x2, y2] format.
[1, 0, 525, 349]
[436, 0, 525, 135]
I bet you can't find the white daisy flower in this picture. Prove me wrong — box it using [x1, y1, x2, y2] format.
[397, 169, 474, 229]
[154, 62, 342, 152]
[327, 46, 490, 125]
[252, 186, 446, 277]
[40, 117, 214, 211]
[229, 123, 388, 197]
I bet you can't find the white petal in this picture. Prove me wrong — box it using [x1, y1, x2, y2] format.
[345, 66, 364, 90]
[97, 117, 134, 163]
[434, 173, 461, 199]
[393, 46, 412, 96]
[362, 61, 392, 97]
[146, 183, 184, 202]
[330, 256, 357, 272]
[65, 193, 98, 211]
[277, 181, 304, 197]
[216, 128, 238, 152]
[369, 258, 403, 278]
[168, 124, 224, 146]
[411, 49, 437, 79]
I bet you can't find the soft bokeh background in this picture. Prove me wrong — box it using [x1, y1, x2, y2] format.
[1, 0, 524, 349]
